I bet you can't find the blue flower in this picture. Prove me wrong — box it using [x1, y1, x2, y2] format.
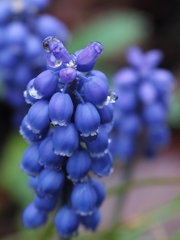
[22, 202, 47, 228]
[75, 102, 100, 137]
[111, 46, 174, 161]
[66, 149, 92, 182]
[37, 169, 65, 197]
[80, 209, 101, 231]
[71, 182, 97, 215]
[20, 143, 42, 176]
[49, 92, 74, 126]
[52, 123, 79, 157]
[19, 37, 116, 237]
[54, 206, 80, 238]
[38, 135, 65, 170]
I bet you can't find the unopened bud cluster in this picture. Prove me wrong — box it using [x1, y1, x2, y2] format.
[20, 36, 117, 238]
[0, 0, 70, 126]
[110, 46, 175, 161]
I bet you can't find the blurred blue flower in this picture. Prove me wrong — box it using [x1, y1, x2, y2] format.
[110, 46, 175, 162]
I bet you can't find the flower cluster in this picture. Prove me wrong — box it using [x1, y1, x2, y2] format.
[20, 36, 117, 238]
[0, 0, 70, 126]
[110, 46, 175, 161]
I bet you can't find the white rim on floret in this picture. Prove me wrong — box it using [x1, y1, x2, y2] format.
[67, 175, 89, 184]
[28, 85, 43, 99]
[53, 149, 74, 157]
[50, 119, 68, 127]
[80, 128, 99, 137]
[25, 120, 41, 134]
[89, 148, 108, 158]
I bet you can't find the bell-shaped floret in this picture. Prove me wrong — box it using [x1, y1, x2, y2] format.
[144, 49, 163, 69]
[66, 149, 91, 182]
[54, 206, 80, 238]
[126, 46, 143, 68]
[0, 48, 18, 68]
[34, 194, 57, 212]
[84, 76, 109, 106]
[52, 123, 79, 157]
[4, 21, 28, 46]
[97, 104, 114, 124]
[36, 14, 70, 43]
[0, 0, 12, 24]
[119, 114, 141, 136]
[75, 102, 100, 137]
[22, 203, 47, 228]
[91, 151, 113, 177]
[146, 124, 170, 147]
[115, 89, 137, 113]
[86, 126, 109, 157]
[33, 70, 58, 98]
[20, 143, 42, 176]
[138, 81, 157, 104]
[86, 70, 108, 85]
[111, 135, 135, 161]
[148, 69, 175, 94]
[77, 41, 103, 72]
[25, 34, 45, 61]
[24, 79, 40, 104]
[37, 169, 65, 197]
[112, 67, 138, 89]
[59, 67, 76, 83]
[49, 41, 71, 63]
[39, 136, 65, 170]
[71, 182, 97, 215]
[25, 0, 50, 10]
[14, 64, 34, 88]
[49, 92, 73, 126]
[90, 178, 105, 207]
[80, 209, 101, 231]
[20, 115, 49, 144]
[25, 100, 49, 133]
[142, 103, 167, 125]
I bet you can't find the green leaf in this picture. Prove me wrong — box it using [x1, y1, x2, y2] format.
[67, 10, 152, 60]
[0, 131, 33, 207]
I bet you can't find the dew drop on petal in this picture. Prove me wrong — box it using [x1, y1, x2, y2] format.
[43, 36, 61, 52]
[105, 91, 118, 104]
[29, 85, 43, 99]
[47, 52, 62, 68]
[66, 53, 77, 69]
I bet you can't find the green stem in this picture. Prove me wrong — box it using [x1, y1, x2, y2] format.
[111, 158, 135, 226]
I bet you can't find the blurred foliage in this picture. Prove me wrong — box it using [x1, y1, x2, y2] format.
[0, 131, 32, 207]
[67, 10, 152, 79]
[67, 10, 152, 59]
[168, 90, 180, 129]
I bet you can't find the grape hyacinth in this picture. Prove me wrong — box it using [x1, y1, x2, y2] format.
[0, 0, 70, 127]
[110, 46, 175, 162]
[20, 37, 117, 238]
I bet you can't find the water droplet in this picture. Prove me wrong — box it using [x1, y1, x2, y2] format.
[88, 41, 103, 55]
[105, 91, 118, 104]
[43, 36, 61, 52]
[66, 53, 77, 69]
[28, 85, 43, 99]
[47, 52, 62, 68]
